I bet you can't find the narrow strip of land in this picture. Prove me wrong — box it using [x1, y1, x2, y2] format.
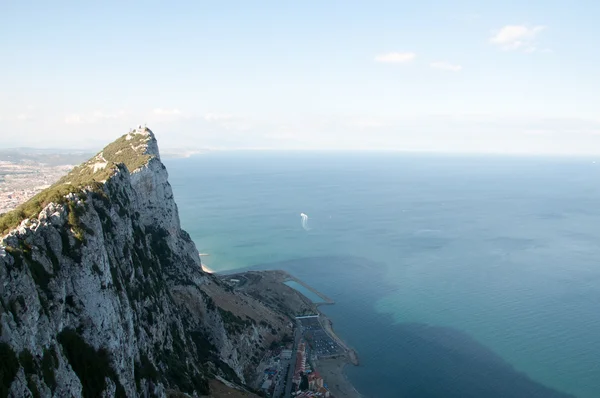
[283, 274, 335, 305]
[217, 270, 361, 397]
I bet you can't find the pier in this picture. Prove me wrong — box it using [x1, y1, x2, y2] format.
[284, 275, 335, 305]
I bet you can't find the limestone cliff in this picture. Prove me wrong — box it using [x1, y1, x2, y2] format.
[0, 128, 290, 398]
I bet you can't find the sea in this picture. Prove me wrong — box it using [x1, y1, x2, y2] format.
[164, 152, 600, 398]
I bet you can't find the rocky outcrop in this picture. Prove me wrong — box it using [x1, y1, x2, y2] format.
[0, 128, 291, 398]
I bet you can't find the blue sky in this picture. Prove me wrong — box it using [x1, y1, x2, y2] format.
[1, 1, 600, 154]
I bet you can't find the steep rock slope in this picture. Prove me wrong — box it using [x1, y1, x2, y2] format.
[0, 128, 290, 398]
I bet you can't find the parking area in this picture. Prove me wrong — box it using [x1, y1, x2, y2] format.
[298, 317, 343, 358]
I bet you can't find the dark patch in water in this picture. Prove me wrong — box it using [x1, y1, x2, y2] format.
[487, 236, 538, 251]
[537, 212, 566, 220]
[238, 256, 574, 398]
[401, 236, 449, 250]
[373, 323, 575, 398]
[232, 240, 262, 249]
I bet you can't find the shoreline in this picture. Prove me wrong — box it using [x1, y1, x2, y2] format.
[314, 357, 362, 398]
[199, 252, 214, 273]
[288, 276, 363, 397]
[215, 268, 363, 397]
[201, 264, 215, 273]
[314, 310, 363, 397]
[319, 316, 359, 366]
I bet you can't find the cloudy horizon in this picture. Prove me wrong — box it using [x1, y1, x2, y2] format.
[2, 1, 599, 155]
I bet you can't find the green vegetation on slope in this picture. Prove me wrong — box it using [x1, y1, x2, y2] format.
[217, 307, 255, 335]
[0, 129, 154, 235]
[102, 134, 153, 173]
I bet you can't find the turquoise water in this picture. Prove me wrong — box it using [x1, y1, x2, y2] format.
[283, 280, 323, 303]
[165, 152, 600, 398]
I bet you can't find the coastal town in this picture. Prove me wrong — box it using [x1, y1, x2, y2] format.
[253, 313, 358, 398]
[0, 145, 193, 216]
[0, 160, 73, 214]
[224, 271, 360, 398]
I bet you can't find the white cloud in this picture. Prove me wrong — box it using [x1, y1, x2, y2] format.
[7, 110, 600, 155]
[490, 25, 545, 51]
[374, 52, 416, 64]
[93, 110, 128, 120]
[64, 110, 128, 124]
[16, 113, 33, 121]
[348, 118, 388, 129]
[450, 12, 481, 22]
[430, 61, 462, 72]
[203, 113, 254, 130]
[263, 132, 299, 141]
[153, 108, 182, 116]
[64, 114, 83, 124]
[203, 113, 236, 122]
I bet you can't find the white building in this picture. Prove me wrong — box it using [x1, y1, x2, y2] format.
[261, 379, 273, 390]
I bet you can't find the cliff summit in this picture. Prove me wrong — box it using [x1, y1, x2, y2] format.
[0, 128, 291, 397]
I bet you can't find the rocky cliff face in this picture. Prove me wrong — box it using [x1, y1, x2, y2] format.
[0, 128, 290, 398]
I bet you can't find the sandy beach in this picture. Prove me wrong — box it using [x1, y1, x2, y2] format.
[315, 357, 362, 398]
[201, 263, 215, 273]
[315, 315, 362, 397]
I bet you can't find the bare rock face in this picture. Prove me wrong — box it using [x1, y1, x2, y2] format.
[0, 128, 290, 397]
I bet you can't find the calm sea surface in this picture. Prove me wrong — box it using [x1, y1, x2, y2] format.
[165, 152, 600, 398]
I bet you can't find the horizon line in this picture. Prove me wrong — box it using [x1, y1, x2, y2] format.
[2, 146, 600, 158]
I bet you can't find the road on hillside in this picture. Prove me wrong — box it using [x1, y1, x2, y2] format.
[283, 323, 302, 397]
